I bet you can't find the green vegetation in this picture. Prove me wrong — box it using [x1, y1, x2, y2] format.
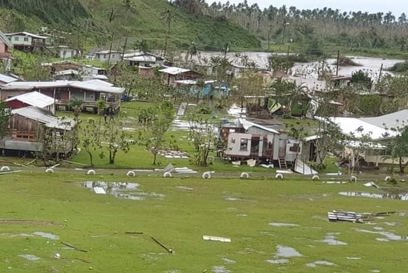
[0, 171, 407, 272]
[0, 0, 260, 51]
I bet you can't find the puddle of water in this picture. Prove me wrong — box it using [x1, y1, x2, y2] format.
[276, 245, 302, 258]
[370, 270, 381, 273]
[320, 233, 347, 246]
[306, 260, 336, 268]
[212, 266, 230, 273]
[236, 213, 247, 217]
[269, 222, 299, 227]
[339, 192, 408, 201]
[84, 181, 164, 201]
[19, 254, 40, 261]
[266, 258, 289, 264]
[356, 229, 407, 241]
[33, 232, 59, 241]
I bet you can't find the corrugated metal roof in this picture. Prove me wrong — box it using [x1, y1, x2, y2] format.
[2, 80, 124, 94]
[0, 31, 12, 48]
[69, 80, 124, 94]
[159, 67, 190, 75]
[1, 80, 71, 90]
[12, 106, 75, 130]
[6, 91, 54, 108]
[360, 109, 408, 129]
[0, 73, 18, 84]
[5, 32, 48, 40]
[239, 118, 280, 134]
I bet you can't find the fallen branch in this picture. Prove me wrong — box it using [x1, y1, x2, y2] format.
[61, 241, 88, 253]
[150, 236, 174, 254]
[125, 231, 144, 235]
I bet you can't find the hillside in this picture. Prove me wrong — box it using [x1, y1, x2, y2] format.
[0, 0, 260, 51]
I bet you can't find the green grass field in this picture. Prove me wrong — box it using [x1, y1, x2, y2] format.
[1, 170, 407, 272]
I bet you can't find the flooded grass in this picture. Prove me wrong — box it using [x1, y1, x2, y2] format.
[339, 191, 408, 200]
[1, 172, 408, 272]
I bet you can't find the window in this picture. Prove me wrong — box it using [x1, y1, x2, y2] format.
[14, 37, 19, 41]
[24, 37, 29, 42]
[289, 143, 300, 153]
[240, 138, 249, 151]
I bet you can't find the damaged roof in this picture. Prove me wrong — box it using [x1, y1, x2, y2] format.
[12, 106, 75, 130]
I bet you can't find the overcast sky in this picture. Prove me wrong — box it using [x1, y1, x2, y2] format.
[211, 0, 407, 16]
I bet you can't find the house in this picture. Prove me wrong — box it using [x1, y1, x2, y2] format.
[56, 45, 79, 59]
[322, 109, 408, 166]
[124, 52, 165, 67]
[0, 106, 76, 158]
[5, 32, 48, 51]
[222, 118, 302, 167]
[81, 65, 108, 80]
[0, 31, 12, 59]
[5, 91, 55, 114]
[0, 80, 125, 114]
[93, 50, 122, 63]
[159, 66, 202, 87]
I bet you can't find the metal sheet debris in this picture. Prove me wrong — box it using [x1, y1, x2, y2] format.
[203, 235, 231, 243]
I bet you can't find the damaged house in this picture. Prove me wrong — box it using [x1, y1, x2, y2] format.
[221, 118, 302, 168]
[0, 106, 76, 158]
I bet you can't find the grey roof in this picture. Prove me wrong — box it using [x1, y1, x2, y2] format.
[6, 91, 54, 108]
[1, 80, 125, 94]
[5, 31, 48, 40]
[0, 31, 12, 48]
[0, 73, 18, 84]
[12, 106, 75, 130]
[159, 67, 190, 75]
[360, 109, 408, 129]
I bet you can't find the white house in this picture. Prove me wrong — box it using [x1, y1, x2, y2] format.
[5, 32, 48, 51]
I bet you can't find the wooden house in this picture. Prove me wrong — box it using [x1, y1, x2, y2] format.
[159, 66, 202, 87]
[0, 106, 75, 158]
[0, 80, 125, 114]
[5, 91, 55, 114]
[222, 118, 302, 167]
[5, 32, 48, 52]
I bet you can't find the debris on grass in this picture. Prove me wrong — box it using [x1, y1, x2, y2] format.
[339, 192, 408, 200]
[306, 260, 336, 268]
[19, 254, 40, 261]
[275, 245, 302, 258]
[33, 231, 59, 240]
[61, 241, 88, 252]
[150, 236, 175, 254]
[355, 228, 407, 241]
[328, 210, 364, 223]
[212, 265, 231, 273]
[203, 235, 231, 243]
[269, 222, 299, 227]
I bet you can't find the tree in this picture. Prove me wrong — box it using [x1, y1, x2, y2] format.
[81, 118, 102, 166]
[187, 114, 217, 167]
[101, 116, 133, 164]
[351, 70, 372, 90]
[137, 102, 174, 165]
[388, 126, 408, 174]
[0, 102, 9, 138]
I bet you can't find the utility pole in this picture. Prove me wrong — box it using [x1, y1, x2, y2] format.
[121, 37, 128, 61]
[336, 50, 340, 76]
[162, 9, 173, 57]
